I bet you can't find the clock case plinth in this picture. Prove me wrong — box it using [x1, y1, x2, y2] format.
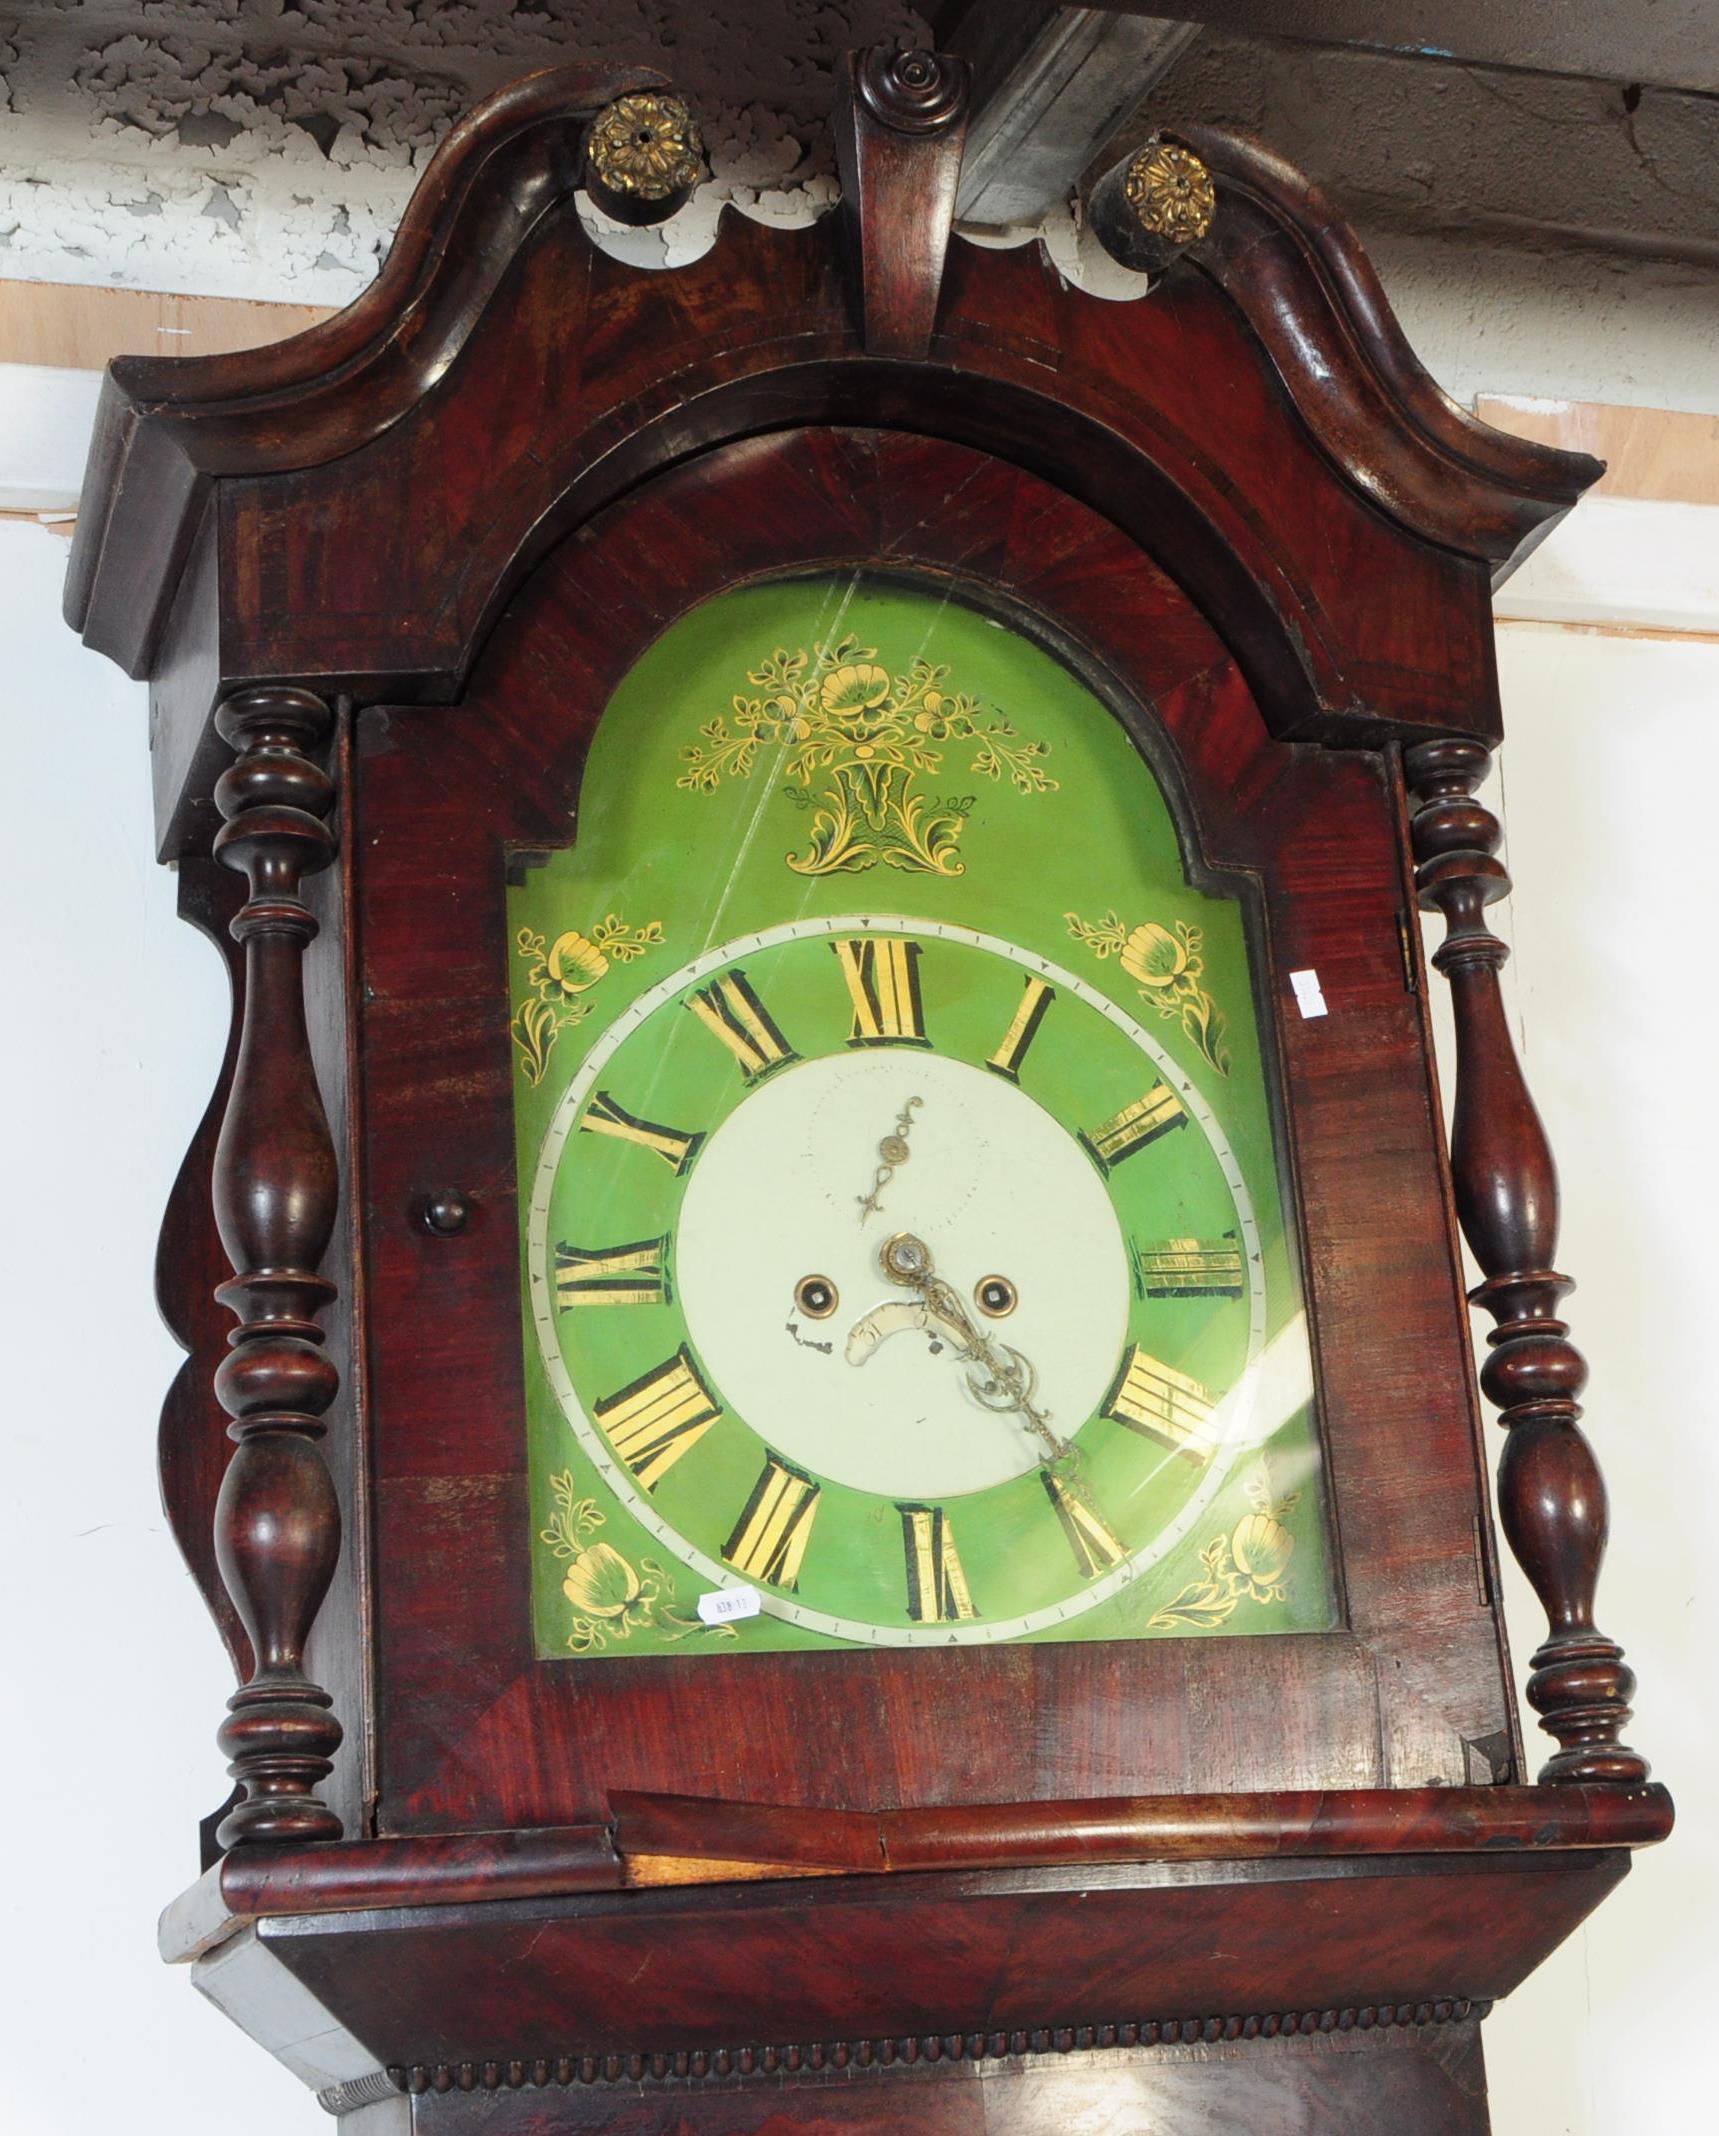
[163, 1787, 1665, 2130]
[69, 51, 1669, 2134]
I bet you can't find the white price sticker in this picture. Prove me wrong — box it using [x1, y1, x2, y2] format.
[1289, 968, 1329, 1019]
[697, 1585, 762, 1626]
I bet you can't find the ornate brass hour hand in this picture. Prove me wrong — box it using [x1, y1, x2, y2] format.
[856, 1095, 922, 1221]
[874, 1233, 1071, 1464]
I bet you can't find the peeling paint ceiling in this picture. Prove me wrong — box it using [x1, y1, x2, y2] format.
[0, 1, 928, 298]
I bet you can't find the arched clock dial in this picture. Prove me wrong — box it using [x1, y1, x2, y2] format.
[528, 917, 1289, 1649]
[511, 570, 1331, 1659]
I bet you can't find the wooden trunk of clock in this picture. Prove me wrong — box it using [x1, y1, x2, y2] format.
[68, 50, 1668, 2135]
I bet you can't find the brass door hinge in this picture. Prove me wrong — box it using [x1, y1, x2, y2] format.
[1397, 909, 1420, 994]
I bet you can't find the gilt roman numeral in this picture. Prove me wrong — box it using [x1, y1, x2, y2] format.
[1103, 1345, 1218, 1465]
[1042, 1470, 1126, 1580]
[724, 1455, 820, 1589]
[593, 1348, 721, 1490]
[555, 1237, 670, 1307]
[1139, 1236, 1245, 1299]
[1080, 1084, 1187, 1170]
[834, 936, 928, 1047]
[686, 969, 799, 1082]
[899, 1504, 977, 1623]
[579, 1090, 704, 1175]
[986, 974, 1055, 1082]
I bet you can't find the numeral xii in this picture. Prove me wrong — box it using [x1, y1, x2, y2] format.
[834, 936, 928, 1047]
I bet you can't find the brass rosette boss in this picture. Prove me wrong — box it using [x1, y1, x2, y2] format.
[1087, 136, 1216, 279]
[584, 90, 705, 226]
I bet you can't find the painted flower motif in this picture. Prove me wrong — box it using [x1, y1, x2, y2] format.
[677, 635, 1053, 877]
[821, 662, 892, 716]
[913, 688, 951, 735]
[538, 1472, 739, 1653]
[1122, 921, 1190, 989]
[751, 693, 810, 741]
[1146, 1459, 1300, 1631]
[562, 1542, 641, 1619]
[512, 917, 666, 1084]
[1230, 1512, 1295, 1598]
[546, 930, 610, 997]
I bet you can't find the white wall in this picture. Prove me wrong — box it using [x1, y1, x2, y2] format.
[0, 518, 310, 2134]
[1, 531, 1710, 2129]
[1479, 625, 1718, 2134]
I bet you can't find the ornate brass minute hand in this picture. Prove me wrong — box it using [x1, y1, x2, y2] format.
[876, 1232, 1070, 1464]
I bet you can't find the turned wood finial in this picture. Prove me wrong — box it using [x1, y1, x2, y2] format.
[1405, 736, 1647, 1785]
[209, 685, 345, 1846]
[834, 45, 971, 360]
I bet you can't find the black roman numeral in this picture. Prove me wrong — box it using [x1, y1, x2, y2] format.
[555, 1238, 670, 1308]
[1080, 1085, 1187, 1171]
[1103, 1345, 1218, 1465]
[986, 974, 1055, 1082]
[593, 1349, 721, 1489]
[834, 936, 929, 1047]
[899, 1504, 977, 1622]
[1042, 1470, 1126, 1580]
[686, 969, 799, 1082]
[724, 1456, 821, 1588]
[1138, 1235, 1244, 1299]
[579, 1090, 704, 1174]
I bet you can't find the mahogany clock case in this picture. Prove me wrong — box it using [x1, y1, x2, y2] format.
[65, 49, 1670, 2134]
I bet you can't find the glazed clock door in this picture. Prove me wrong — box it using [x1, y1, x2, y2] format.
[508, 571, 1337, 1662]
[358, 427, 1518, 1834]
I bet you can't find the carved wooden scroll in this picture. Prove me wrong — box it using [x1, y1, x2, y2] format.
[834, 46, 970, 359]
[1406, 738, 1647, 1784]
[209, 685, 344, 1845]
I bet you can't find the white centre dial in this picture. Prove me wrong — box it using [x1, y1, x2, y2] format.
[675, 1049, 1131, 1498]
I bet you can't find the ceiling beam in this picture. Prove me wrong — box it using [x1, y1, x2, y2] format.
[929, 4, 1201, 228]
[1070, 2, 1719, 95]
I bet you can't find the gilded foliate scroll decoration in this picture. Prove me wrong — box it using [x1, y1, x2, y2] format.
[512, 916, 665, 1085]
[1065, 910, 1231, 1075]
[677, 635, 1056, 877]
[1123, 140, 1215, 247]
[1148, 1460, 1299, 1631]
[541, 1471, 738, 1654]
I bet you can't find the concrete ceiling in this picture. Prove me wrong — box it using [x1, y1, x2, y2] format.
[1148, 34, 1719, 270]
[0, 1, 1713, 333]
[1083, 1, 1719, 96]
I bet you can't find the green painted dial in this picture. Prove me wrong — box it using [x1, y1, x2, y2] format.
[510, 573, 1334, 1659]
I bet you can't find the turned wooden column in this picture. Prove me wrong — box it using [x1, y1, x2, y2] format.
[1405, 737, 1646, 1784]
[209, 685, 344, 1844]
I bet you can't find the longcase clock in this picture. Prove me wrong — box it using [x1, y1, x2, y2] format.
[67, 47, 1670, 2135]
